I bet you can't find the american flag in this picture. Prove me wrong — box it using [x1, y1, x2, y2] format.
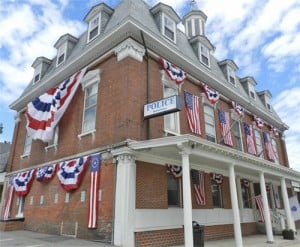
[26, 68, 86, 142]
[243, 123, 257, 155]
[88, 154, 101, 228]
[191, 169, 206, 205]
[218, 109, 233, 146]
[184, 91, 201, 135]
[255, 195, 265, 223]
[263, 132, 278, 162]
[2, 179, 14, 220]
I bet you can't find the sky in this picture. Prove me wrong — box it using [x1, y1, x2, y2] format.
[0, 0, 299, 172]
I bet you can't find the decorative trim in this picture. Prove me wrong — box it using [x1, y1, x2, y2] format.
[114, 38, 145, 62]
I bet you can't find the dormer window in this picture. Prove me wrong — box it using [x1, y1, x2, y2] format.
[249, 84, 256, 100]
[200, 45, 209, 66]
[56, 42, 67, 66]
[31, 56, 52, 85]
[228, 67, 236, 85]
[33, 64, 42, 84]
[88, 15, 100, 42]
[163, 13, 176, 42]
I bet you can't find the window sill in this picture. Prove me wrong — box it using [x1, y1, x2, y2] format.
[45, 144, 58, 152]
[164, 130, 180, 136]
[77, 129, 96, 140]
[20, 153, 30, 159]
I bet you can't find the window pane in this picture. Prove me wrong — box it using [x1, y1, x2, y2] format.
[204, 105, 216, 141]
[241, 186, 251, 208]
[232, 121, 242, 151]
[195, 19, 200, 35]
[83, 107, 96, 132]
[211, 180, 222, 208]
[89, 27, 98, 40]
[167, 174, 180, 206]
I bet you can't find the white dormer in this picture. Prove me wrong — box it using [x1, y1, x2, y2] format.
[189, 36, 215, 67]
[54, 33, 78, 67]
[84, 3, 114, 43]
[218, 59, 239, 85]
[150, 3, 181, 43]
[182, 10, 207, 38]
[258, 90, 272, 111]
[240, 76, 257, 100]
[31, 56, 52, 84]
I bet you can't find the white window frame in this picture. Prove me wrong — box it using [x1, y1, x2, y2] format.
[232, 120, 243, 151]
[21, 131, 32, 158]
[204, 104, 216, 142]
[249, 84, 256, 100]
[78, 69, 101, 139]
[241, 182, 252, 208]
[161, 71, 180, 135]
[16, 196, 25, 218]
[185, 18, 203, 37]
[33, 63, 42, 84]
[45, 126, 59, 151]
[199, 44, 210, 67]
[88, 14, 101, 42]
[228, 66, 236, 85]
[271, 137, 279, 164]
[56, 42, 67, 67]
[167, 173, 182, 207]
[162, 13, 176, 43]
[211, 179, 223, 208]
[254, 129, 263, 158]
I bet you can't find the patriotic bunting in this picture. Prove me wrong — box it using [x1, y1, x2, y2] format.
[232, 101, 244, 116]
[161, 58, 186, 84]
[2, 178, 14, 220]
[210, 173, 223, 185]
[243, 123, 257, 155]
[13, 169, 35, 196]
[36, 164, 57, 182]
[270, 125, 279, 137]
[184, 91, 201, 135]
[88, 154, 101, 228]
[26, 68, 87, 142]
[263, 132, 278, 162]
[255, 195, 265, 223]
[57, 155, 90, 191]
[242, 179, 250, 188]
[201, 82, 219, 104]
[253, 115, 264, 129]
[166, 164, 182, 179]
[191, 169, 206, 205]
[218, 109, 233, 146]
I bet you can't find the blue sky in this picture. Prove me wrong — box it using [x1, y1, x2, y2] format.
[0, 0, 299, 171]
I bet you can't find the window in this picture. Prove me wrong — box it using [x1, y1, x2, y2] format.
[167, 173, 181, 206]
[249, 84, 256, 100]
[232, 121, 243, 151]
[45, 126, 59, 150]
[32, 63, 42, 84]
[23, 132, 32, 156]
[271, 138, 279, 163]
[211, 179, 222, 208]
[186, 18, 202, 37]
[88, 15, 100, 42]
[254, 129, 263, 157]
[163, 85, 180, 134]
[82, 82, 98, 133]
[241, 182, 251, 208]
[163, 13, 176, 42]
[228, 67, 236, 85]
[204, 104, 216, 142]
[200, 45, 210, 66]
[16, 197, 25, 218]
[56, 42, 67, 66]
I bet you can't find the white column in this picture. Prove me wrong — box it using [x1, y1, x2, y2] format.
[180, 148, 193, 247]
[113, 151, 136, 247]
[229, 165, 243, 247]
[281, 177, 295, 231]
[259, 172, 273, 243]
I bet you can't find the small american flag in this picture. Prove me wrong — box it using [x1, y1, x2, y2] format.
[184, 91, 201, 135]
[218, 109, 233, 146]
[88, 154, 101, 228]
[2, 179, 14, 220]
[263, 133, 278, 162]
[243, 123, 257, 155]
[191, 169, 206, 205]
[255, 195, 265, 222]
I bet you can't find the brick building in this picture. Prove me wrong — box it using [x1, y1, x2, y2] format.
[2, 0, 300, 246]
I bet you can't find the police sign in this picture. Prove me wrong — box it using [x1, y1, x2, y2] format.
[144, 95, 182, 119]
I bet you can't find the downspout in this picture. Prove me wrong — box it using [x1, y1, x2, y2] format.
[141, 31, 150, 140]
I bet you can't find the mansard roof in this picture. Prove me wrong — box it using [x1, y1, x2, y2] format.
[10, 0, 287, 130]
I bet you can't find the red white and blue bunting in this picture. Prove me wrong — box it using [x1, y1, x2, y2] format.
[166, 164, 182, 179]
[36, 164, 57, 182]
[13, 169, 35, 196]
[210, 172, 223, 185]
[201, 82, 219, 104]
[270, 125, 279, 137]
[26, 68, 87, 142]
[232, 101, 244, 116]
[242, 179, 250, 188]
[253, 115, 264, 129]
[161, 58, 186, 84]
[57, 155, 90, 191]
